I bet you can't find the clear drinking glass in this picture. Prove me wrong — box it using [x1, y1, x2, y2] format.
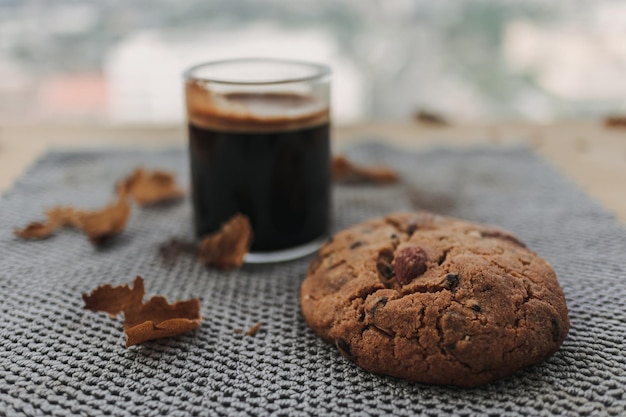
[184, 58, 331, 263]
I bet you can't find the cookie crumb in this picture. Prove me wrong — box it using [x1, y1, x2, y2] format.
[198, 214, 253, 269]
[245, 322, 263, 336]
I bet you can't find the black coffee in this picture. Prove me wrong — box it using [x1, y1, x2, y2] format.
[187, 93, 330, 252]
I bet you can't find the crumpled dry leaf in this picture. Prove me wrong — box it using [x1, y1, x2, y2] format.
[15, 166, 184, 244]
[71, 189, 131, 244]
[14, 207, 76, 239]
[604, 115, 626, 129]
[15, 222, 54, 239]
[121, 167, 185, 206]
[83, 276, 202, 347]
[82, 275, 144, 318]
[414, 110, 449, 126]
[332, 155, 399, 184]
[15, 170, 139, 244]
[199, 214, 253, 269]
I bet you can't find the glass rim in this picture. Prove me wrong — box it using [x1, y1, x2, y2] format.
[183, 57, 331, 86]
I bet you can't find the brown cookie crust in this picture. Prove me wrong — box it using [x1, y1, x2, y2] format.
[300, 212, 570, 388]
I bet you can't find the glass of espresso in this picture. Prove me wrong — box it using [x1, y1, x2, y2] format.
[183, 58, 331, 263]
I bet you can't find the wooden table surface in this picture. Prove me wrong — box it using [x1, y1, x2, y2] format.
[1, 121, 625, 223]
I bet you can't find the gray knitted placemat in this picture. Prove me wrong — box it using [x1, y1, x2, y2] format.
[1, 143, 625, 417]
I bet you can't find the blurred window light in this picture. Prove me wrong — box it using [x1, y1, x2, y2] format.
[1, 0, 625, 124]
[104, 25, 365, 124]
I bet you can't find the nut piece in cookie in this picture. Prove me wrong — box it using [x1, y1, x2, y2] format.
[394, 246, 428, 285]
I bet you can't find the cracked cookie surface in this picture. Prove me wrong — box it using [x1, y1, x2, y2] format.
[300, 211, 570, 388]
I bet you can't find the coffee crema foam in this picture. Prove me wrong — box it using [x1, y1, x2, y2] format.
[186, 81, 329, 133]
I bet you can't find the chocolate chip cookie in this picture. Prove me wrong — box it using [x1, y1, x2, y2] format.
[300, 212, 569, 388]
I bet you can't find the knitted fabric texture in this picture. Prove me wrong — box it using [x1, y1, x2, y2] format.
[1, 144, 625, 416]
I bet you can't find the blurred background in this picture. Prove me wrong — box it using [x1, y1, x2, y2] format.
[1, 0, 626, 125]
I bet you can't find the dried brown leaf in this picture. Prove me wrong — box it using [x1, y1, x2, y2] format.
[124, 297, 201, 347]
[122, 167, 185, 205]
[15, 207, 76, 239]
[83, 276, 202, 347]
[332, 155, 399, 184]
[198, 214, 253, 269]
[15, 192, 129, 245]
[16, 166, 182, 245]
[414, 110, 449, 126]
[71, 191, 131, 244]
[15, 221, 57, 239]
[83, 276, 144, 318]
[604, 115, 626, 129]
